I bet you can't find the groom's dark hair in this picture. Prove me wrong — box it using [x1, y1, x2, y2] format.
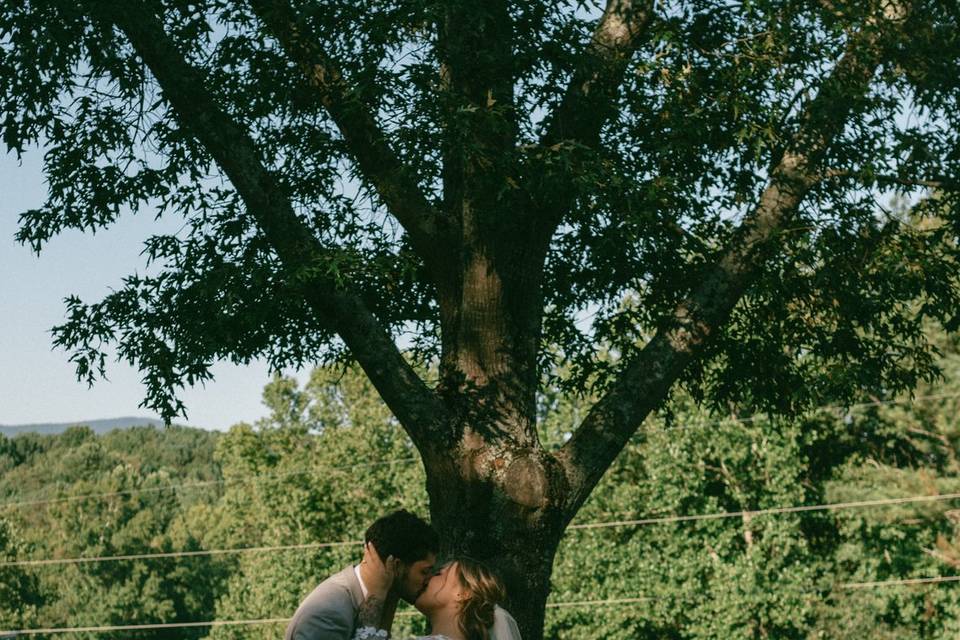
[365, 509, 439, 564]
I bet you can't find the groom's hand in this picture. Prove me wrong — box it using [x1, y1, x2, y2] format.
[357, 543, 401, 632]
[362, 542, 399, 596]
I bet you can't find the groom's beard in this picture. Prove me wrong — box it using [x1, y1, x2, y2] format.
[397, 568, 421, 604]
[411, 577, 433, 609]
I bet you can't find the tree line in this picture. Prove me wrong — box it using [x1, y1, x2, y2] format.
[4, 342, 960, 639]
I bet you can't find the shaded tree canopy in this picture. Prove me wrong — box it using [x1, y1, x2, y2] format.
[3, 1, 960, 636]
[1, 0, 957, 420]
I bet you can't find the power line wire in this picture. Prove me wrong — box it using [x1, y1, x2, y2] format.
[0, 456, 420, 510]
[5, 490, 958, 568]
[0, 601, 650, 636]
[545, 597, 656, 607]
[568, 492, 960, 530]
[0, 540, 361, 568]
[0, 617, 289, 636]
[841, 575, 960, 589]
[4, 391, 956, 511]
[2, 584, 956, 636]
[645, 391, 960, 434]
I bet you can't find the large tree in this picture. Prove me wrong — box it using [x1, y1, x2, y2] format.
[3, 0, 960, 635]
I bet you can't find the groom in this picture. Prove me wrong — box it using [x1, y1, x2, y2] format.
[285, 509, 439, 640]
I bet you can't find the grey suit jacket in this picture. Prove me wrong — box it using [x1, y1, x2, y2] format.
[285, 566, 364, 640]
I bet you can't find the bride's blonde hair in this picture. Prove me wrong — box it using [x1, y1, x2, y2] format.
[450, 557, 506, 640]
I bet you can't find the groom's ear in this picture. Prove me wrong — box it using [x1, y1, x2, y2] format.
[393, 560, 409, 587]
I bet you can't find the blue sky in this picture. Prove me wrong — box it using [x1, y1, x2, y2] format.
[1, 149, 302, 431]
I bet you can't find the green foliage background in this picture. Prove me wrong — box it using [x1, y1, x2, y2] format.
[4, 343, 960, 639]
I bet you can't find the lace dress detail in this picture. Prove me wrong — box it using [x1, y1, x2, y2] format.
[352, 627, 451, 640]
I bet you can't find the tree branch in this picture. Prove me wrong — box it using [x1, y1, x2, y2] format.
[523, 0, 654, 245]
[248, 0, 450, 278]
[557, 20, 890, 514]
[84, 0, 446, 448]
[542, 0, 655, 148]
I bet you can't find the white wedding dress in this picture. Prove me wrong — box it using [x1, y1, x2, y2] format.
[353, 629, 450, 639]
[352, 605, 521, 640]
[490, 606, 522, 640]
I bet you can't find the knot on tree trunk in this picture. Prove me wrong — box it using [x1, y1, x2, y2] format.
[502, 456, 549, 512]
[438, 435, 561, 529]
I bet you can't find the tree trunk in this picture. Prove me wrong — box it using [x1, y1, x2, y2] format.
[424, 441, 568, 640]
[487, 545, 558, 640]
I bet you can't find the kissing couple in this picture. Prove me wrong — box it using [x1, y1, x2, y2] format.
[285, 510, 522, 640]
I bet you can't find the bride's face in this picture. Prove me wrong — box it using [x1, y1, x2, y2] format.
[414, 561, 463, 615]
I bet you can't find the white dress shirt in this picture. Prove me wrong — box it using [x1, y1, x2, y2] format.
[354, 564, 369, 599]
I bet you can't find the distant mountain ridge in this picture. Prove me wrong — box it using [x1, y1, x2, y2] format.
[0, 416, 167, 437]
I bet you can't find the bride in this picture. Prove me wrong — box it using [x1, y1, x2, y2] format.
[353, 551, 520, 640]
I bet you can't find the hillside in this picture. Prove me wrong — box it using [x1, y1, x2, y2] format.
[0, 416, 167, 437]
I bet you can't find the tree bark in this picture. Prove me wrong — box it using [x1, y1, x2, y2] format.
[423, 441, 568, 640]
